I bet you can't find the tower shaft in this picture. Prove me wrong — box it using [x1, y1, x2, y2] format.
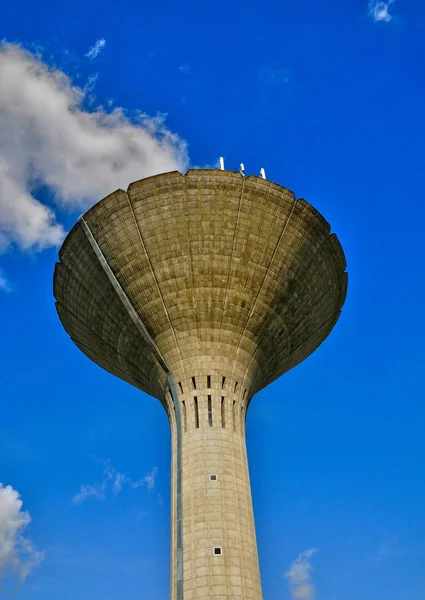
[169, 369, 262, 600]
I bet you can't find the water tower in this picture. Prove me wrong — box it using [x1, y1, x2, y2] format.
[54, 168, 347, 600]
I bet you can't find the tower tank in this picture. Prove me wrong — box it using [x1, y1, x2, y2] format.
[54, 169, 347, 600]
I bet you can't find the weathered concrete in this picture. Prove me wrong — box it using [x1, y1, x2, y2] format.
[54, 169, 347, 600]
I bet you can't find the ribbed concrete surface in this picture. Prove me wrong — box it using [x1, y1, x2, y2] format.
[54, 169, 347, 600]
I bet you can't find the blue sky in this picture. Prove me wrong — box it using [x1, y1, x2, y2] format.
[0, 0, 424, 598]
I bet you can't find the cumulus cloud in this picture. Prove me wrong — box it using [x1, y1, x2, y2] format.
[85, 38, 106, 60]
[285, 548, 318, 600]
[0, 42, 188, 277]
[0, 483, 43, 581]
[369, 0, 395, 22]
[72, 462, 158, 504]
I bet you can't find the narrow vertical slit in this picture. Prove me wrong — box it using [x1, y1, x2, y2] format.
[181, 400, 187, 432]
[192, 376, 197, 390]
[234, 381, 239, 394]
[207, 375, 211, 388]
[208, 395, 212, 427]
[240, 406, 244, 432]
[243, 389, 247, 402]
[194, 397, 199, 428]
[232, 401, 236, 432]
[221, 376, 226, 389]
[178, 382, 184, 394]
[221, 397, 225, 428]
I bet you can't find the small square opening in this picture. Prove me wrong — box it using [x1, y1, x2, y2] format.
[213, 547, 222, 556]
[209, 474, 217, 481]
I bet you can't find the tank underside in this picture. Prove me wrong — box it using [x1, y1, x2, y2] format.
[54, 169, 347, 405]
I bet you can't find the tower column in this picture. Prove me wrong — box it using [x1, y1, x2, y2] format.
[170, 373, 263, 600]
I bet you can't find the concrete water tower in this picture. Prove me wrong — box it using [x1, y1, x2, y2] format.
[54, 168, 347, 600]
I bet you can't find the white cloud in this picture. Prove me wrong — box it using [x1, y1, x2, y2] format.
[72, 462, 158, 504]
[179, 64, 191, 75]
[144, 466, 158, 491]
[0, 269, 10, 292]
[285, 548, 318, 600]
[85, 38, 106, 60]
[72, 462, 116, 504]
[373, 539, 403, 563]
[71, 482, 108, 504]
[0, 43, 188, 284]
[132, 467, 159, 491]
[369, 0, 395, 22]
[0, 483, 43, 580]
[112, 472, 129, 497]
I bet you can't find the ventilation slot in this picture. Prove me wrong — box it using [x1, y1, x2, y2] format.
[221, 397, 225, 428]
[178, 382, 184, 394]
[234, 381, 239, 394]
[243, 389, 247, 402]
[213, 547, 222, 556]
[232, 401, 236, 432]
[192, 376, 197, 390]
[209, 474, 217, 481]
[194, 397, 199, 428]
[240, 406, 244, 432]
[207, 375, 211, 389]
[181, 400, 187, 432]
[208, 395, 212, 427]
[222, 376, 226, 389]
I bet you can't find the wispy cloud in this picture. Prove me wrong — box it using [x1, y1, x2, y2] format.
[0, 43, 188, 287]
[179, 63, 191, 75]
[85, 38, 106, 60]
[258, 66, 290, 85]
[0, 269, 10, 292]
[112, 471, 129, 496]
[132, 467, 158, 491]
[0, 483, 43, 580]
[285, 548, 318, 600]
[372, 538, 403, 563]
[369, 0, 395, 22]
[72, 462, 159, 504]
[71, 482, 108, 504]
[72, 462, 124, 504]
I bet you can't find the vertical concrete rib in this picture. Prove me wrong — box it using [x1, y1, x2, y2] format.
[182, 175, 201, 355]
[217, 176, 245, 344]
[166, 377, 184, 600]
[125, 190, 187, 381]
[233, 193, 299, 390]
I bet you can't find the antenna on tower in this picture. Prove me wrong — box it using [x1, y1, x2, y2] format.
[240, 163, 245, 176]
[260, 168, 266, 180]
[219, 157, 225, 170]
